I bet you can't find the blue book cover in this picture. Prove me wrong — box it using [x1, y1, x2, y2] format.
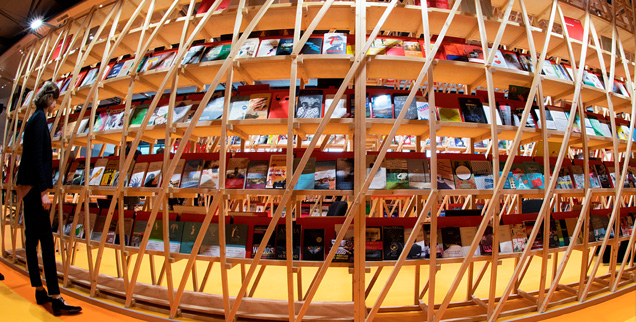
[294, 157, 315, 190]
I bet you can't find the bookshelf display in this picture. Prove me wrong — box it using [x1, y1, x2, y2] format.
[2, 0, 636, 321]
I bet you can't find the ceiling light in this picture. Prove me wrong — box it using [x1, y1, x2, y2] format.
[30, 18, 43, 30]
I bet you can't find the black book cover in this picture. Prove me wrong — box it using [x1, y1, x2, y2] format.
[365, 227, 383, 261]
[251, 225, 275, 259]
[458, 97, 488, 124]
[275, 224, 301, 260]
[296, 90, 323, 118]
[382, 226, 404, 260]
[336, 158, 355, 190]
[479, 225, 494, 255]
[548, 219, 561, 248]
[300, 37, 322, 55]
[276, 38, 294, 55]
[302, 228, 325, 260]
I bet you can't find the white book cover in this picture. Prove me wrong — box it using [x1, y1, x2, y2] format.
[325, 96, 346, 118]
[617, 82, 630, 96]
[541, 60, 559, 78]
[76, 119, 89, 134]
[256, 38, 280, 57]
[491, 50, 508, 68]
[482, 105, 502, 125]
[88, 160, 108, 186]
[117, 60, 135, 77]
[236, 38, 259, 58]
[416, 99, 429, 120]
[584, 117, 594, 136]
[81, 68, 99, 87]
[323, 33, 347, 55]
[550, 110, 569, 132]
[173, 104, 192, 123]
[599, 122, 613, 138]
[367, 168, 387, 189]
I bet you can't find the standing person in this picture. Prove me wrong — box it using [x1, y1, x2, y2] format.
[16, 81, 82, 316]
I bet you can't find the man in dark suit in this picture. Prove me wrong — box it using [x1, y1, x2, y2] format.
[16, 81, 81, 316]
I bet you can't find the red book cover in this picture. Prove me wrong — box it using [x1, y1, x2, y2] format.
[268, 90, 290, 119]
[51, 37, 71, 61]
[564, 16, 584, 42]
[197, 0, 230, 14]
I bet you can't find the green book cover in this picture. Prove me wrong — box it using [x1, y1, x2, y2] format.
[130, 105, 149, 127]
[385, 159, 409, 189]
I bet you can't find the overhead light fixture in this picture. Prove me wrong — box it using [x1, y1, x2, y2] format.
[30, 18, 43, 30]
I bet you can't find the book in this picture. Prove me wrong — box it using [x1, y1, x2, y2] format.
[93, 111, 108, 132]
[459, 227, 480, 257]
[393, 95, 418, 120]
[129, 105, 149, 127]
[365, 227, 383, 261]
[471, 160, 494, 189]
[403, 40, 423, 57]
[333, 224, 354, 262]
[323, 33, 347, 54]
[180, 159, 204, 188]
[225, 158, 249, 189]
[407, 158, 431, 189]
[200, 94, 225, 121]
[404, 227, 428, 259]
[199, 224, 220, 256]
[88, 159, 108, 186]
[300, 37, 322, 55]
[437, 159, 456, 189]
[366, 155, 387, 189]
[296, 90, 323, 118]
[128, 162, 148, 188]
[266, 155, 287, 189]
[437, 107, 463, 122]
[169, 159, 186, 188]
[502, 50, 524, 70]
[511, 224, 528, 252]
[594, 163, 612, 188]
[557, 166, 575, 189]
[91, 215, 107, 242]
[325, 94, 347, 118]
[416, 98, 429, 120]
[383, 226, 405, 260]
[336, 158, 355, 190]
[146, 220, 184, 253]
[275, 38, 294, 55]
[173, 104, 192, 123]
[130, 220, 147, 247]
[245, 160, 269, 189]
[71, 162, 86, 185]
[180, 222, 202, 254]
[371, 94, 393, 119]
[200, 44, 231, 62]
[523, 161, 545, 189]
[276, 224, 301, 260]
[458, 97, 488, 124]
[251, 225, 275, 259]
[441, 227, 463, 258]
[541, 59, 560, 78]
[236, 38, 259, 58]
[144, 161, 163, 187]
[80, 67, 99, 87]
[314, 160, 336, 190]
[564, 16, 584, 42]
[443, 43, 468, 61]
[451, 160, 477, 189]
[302, 228, 325, 261]
[225, 224, 249, 258]
[498, 225, 514, 253]
[292, 157, 316, 190]
[244, 93, 271, 119]
[479, 226, 494, 255]
[181, 44, 206, 65]
[199, 160, 220, 189]
[256, 38, 281, 57]
[385, 159, 409, 190]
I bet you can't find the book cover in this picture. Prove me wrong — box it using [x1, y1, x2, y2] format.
[88, 159, 108, 186]
[199, 224, 220, 256]
[104, 110, 125, 130]
[228, 95, 250, 120]
[525, 221, 543, 250]
[407, 158, 431, 189]
[173, 104, 192, 123]
[225, 158, 249, 189]
[471, 160, 494, 189]
[180, 159, 204, 188]
[336, 158, 355, 190]
[314, 160, 336, 190]
[365, 227, 383, 261]
[393, 95, 418, 120]
[200, 95, 225, 121]
[300, 37, 322, 55]
[437, 159, 456, 189]
[251, 225, 275, 259]
[180, 222, 202, 254]
[199, 160, 220, 189]
[594, 163, 612, 188]
[459, 226, 480, 257]
[557, 166, 575, 189]
[106, 61, 125, 79]
[91, 215, 107, 242]
[144, 161, 163, 187]
[502, 50, 524, 70]
[443, 43, 468, 61]
[371, 94, 394, 119]
[302, 228, 325, 261]
[416, 98, 429, 120]
[129, 105, 149, 127]
[403, 40, 423, 57]
[458, 97, 488, 124]
[268, 91, 290, 119]
[236, 38, 259, 59]
[257, 38, 280, 57]
[225, 224, 249, 258]
[383, 226, 405, 260]
[441, 227, 463, 258]
[130, 220, 147, 248]
[498, 224, 514, 253]
[276, 224, 301, 260]
[323, 33, 347, 54]
[266, 155, 287, 189]
[332, 224, 354, 262]
[296, 90, 323, 118]
[246, 160, 269, 189]
[511, 224, 527, 252]
[200, 44, 231, 62]
[541, 59, 560, 78]
[366, 155, 387, 189]
[276, 38, 294, 55]
[523, 161, 545, 189]
[128, 162, 148, 188]
[564, 16, 584, 42]
[437, 107, 463, 122]
[385, 159, 409, 190]
[404, 227, 428, 259]
[325, 95, 347, 118]
[80, 67, 99, 87]
[71, 162, 86, 185]
[293, 157, 316, 190]
[479, 226, 494, 255]
[181, 44, 206, 65]
[451, 160, 477, 189]
[169, 159, 186, 188]
[93, 111, 108, 132]
[149, 105, 169, 125]
[244, 93, 271, 119]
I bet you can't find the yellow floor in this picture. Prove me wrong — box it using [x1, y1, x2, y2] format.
[1, 229, 635, 321]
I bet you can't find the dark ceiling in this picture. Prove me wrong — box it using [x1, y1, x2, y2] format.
[0, 0, 83, 56]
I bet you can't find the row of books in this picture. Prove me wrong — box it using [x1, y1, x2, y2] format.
[55, 204, 636, 261]
[47, 150, 636, 192]
[38, 86, 636, 143]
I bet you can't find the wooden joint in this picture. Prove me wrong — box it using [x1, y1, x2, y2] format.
[557, 283, 578, 295]
[517, 289, 538, 305]
[471, 295, 488, 311]
[348, 266, 371, 274]
[292, 266, 300, 273]
[497, 259, 503, 266]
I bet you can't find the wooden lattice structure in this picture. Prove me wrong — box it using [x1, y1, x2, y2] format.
[1, 0, 636, 321]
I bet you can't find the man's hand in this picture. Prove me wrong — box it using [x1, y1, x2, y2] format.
[41, 192, 51, 210]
